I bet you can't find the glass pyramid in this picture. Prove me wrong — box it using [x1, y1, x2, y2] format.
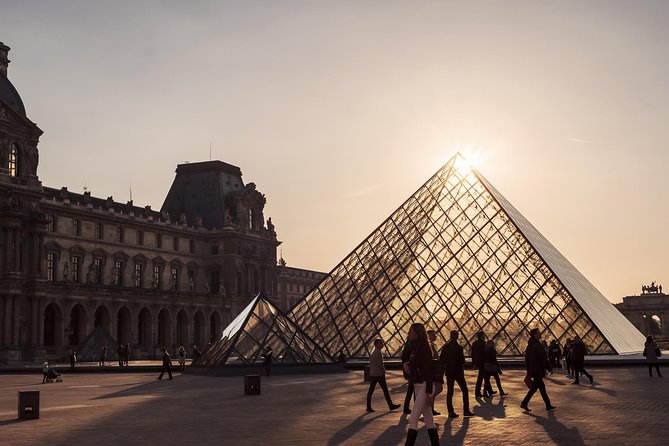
[194, 294, 333, 366]
[289, 154, 645, 358]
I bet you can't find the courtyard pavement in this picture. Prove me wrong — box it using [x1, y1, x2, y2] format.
[0, 367, 666, 445]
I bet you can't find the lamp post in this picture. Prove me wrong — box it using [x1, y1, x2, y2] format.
[642, 313, 648, 336]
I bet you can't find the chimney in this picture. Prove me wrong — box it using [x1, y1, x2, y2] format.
[0, 42, 10, 77]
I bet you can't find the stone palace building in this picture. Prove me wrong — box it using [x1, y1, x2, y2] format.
[0, 42, 323, 362]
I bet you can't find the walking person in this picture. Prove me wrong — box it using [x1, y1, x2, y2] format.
[69, 350, 77, 369]
[366, 339, 401, 412]
[483, 339, 507, 397]
[427, 330, 444, 415]
[571, 336, 593, 385]
[117, 344, 124, 367]
[643, 336, 662, 377]
[124, 344, 130, 366]
[549, 340, 561, 370]
[563, 339, 573, 377]
[157, 347, 173, 380]
[263, 346, 273, 377]
[471, 331, 486, 398]
[404, 323, 440, 446]
[520, 328, 555, 412]
[99, 346, 107, 367]
[402, 337, 415, 415]
[42, 360, 50, 383]
[178, 346, 186, 372]
[439, 330, 475, 418]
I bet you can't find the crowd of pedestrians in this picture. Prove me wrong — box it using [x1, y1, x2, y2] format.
[366, 326, 613, 446]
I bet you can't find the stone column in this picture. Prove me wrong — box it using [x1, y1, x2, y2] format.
[31, 297, 39, 346]
[37, 300, 45, 347]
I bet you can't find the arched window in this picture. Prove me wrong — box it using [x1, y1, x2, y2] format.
[8, 143, 19, 177]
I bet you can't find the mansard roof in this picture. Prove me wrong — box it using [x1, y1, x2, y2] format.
[161, 160, 248, 230]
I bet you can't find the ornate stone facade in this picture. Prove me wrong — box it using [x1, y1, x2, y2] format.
[0, 42, 304, 362]
[616, 285, 669, 339]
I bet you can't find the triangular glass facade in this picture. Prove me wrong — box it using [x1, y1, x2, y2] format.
[289, 154, 644, 358]
[77, 325, 119, 361]
[195, 294, 333, 366]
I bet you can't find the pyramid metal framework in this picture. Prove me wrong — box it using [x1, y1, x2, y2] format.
[77, 325, 119, 362]
[289, 154, 645, 358]
[194, 294, 333, 366]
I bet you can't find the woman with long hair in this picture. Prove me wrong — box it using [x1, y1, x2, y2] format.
[404, 323, 440, 446]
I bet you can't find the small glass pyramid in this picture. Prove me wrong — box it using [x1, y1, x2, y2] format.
[194, 294, 333, 366]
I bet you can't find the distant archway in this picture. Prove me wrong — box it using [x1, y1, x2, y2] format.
[138, 307, 152, 348]
[158, 309, 171, 349]
[193, 310, 206, 348]
[210, 311, 222, 344]
[117, 306, 132, 345]
[69, 304, 88, 346]
[176, 310, 189, 348]
[44, 303, 64, 347]
[94, 305, 112, 332]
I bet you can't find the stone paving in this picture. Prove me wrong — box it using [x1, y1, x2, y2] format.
[0, 367, 667, 445]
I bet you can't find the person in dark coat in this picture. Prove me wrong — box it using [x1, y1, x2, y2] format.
[644, 335, 662, 377]
[401, 338, 415, 414]
[69, 350, 77, 369]
[404, 323, 439, 446]
[571, 336, 593, 384]
[117, 344, 124, 367]
[563, 339, 573, 377]
[263, 346, 273, 377]
[439, 330, 475, 418]
[157, 347, 173, 380]
[520, 328, 555, 412]
[471, 331, 487, 398]
[482, 339, 507, 397]
[99, 346, 107, 367]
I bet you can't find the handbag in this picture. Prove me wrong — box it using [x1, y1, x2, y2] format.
[523, 374, 533, 389]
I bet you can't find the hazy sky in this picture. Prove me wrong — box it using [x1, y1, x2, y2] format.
[2, 1, 668, 303]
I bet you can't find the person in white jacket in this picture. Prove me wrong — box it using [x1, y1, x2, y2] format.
[42, 360, 50, 383]
[366, 339, 401, 412]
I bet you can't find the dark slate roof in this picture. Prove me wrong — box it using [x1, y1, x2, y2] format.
[160, 161, 246, 229]
[0, 75, 26, 116]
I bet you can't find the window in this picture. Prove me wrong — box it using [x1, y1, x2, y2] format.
[93, 258, 103, 284]
[153, 265, 161, 288]
[47, 215, 56, 232]
[113, 260, 123, 286]
[137, 230, 144, 246]
[73, 218, 80, 236]
[71, 256, 81, 282]
[173, 236, 179, 251]
[8, 143, 18, 177]
[189, 239, 194, 254]
[171, 267, 179, 289]
[188, 270, 195, 291]
[117, 226, 124, 242]
[46, 253, 56, 281]
[248, 208, 253, 229]
[95, 223, 103, 240]
[156, 233, 162, 249]
[211, 244, 219, 255]
[134, 263, 143, 288]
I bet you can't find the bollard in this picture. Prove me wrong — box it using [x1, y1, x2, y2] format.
[18, 390, 40, 420]
[244, 375, 261, 395]
[364, 366, 371, 382]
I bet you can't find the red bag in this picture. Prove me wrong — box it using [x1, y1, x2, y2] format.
[524, 374, 533, 389]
